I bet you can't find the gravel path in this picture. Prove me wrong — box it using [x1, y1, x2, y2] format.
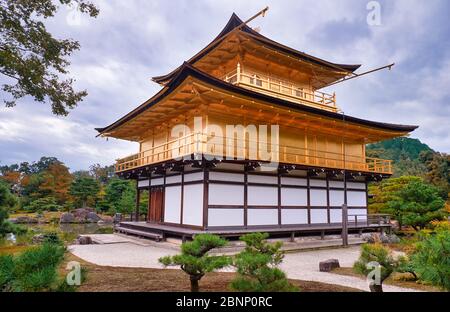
[69, 243, 420, 292]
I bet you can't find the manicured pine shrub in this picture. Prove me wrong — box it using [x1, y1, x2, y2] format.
[353, 243, 398, 292]
[231, 233, 298, 292]
[159, 234, 231, 292]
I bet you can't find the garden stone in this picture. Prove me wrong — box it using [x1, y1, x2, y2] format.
[77, 235, 93, 245]
[98, 216, 114, 224]
[86, 212, 101, 223]
[380, 234, 400, 244]
[319, 259, 340, 272]
[361, 233, 378, 243]
[15, 216, 39, 224]
[32, 234, 45, 244]
[60, 212, 75, 223]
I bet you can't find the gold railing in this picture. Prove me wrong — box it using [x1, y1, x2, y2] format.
[115, 133, 392, 174]
[222, 64, 337, 112]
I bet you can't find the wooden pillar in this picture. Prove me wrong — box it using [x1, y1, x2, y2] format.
[307, 175, 311, 225]
[135, 180, 140, 222]
[202, 167, 209, 230]
[244, 167, 248, 228]
[180, 168, 185, 225]
[277, 172, 282, 227]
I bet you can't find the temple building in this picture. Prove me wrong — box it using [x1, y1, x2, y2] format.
[96, 13, 417, 240]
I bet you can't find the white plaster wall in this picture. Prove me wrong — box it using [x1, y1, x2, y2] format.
[330, 209, 343, 223]
[310, 189, 327, 206]
[248, 186, 278, 206]
[247, 209, 278, 226]
[208, 209, 244, 227]
[138, 180, 149, 188]
[329, 190, 345, 207]
[347, 191, 367, 207]
[310, 209, 328, 224]
[209, 172, 244, 182]
[281, 209, 308, 225]
[328, 181, 344, 188]
[152, 177, 164, 185]
[209, 184, 244, 206]
[347, 182, 366, 190]
[164, 186, 181, 224]
[281, 188, 307, 206]
[182, 184, 203, 226]
[247, 175, 278, 184]
[184, 172, 204, 182]
[281, 177, 307, 186]
[166, 175, 181, 184]
[309, 179, 327, 187]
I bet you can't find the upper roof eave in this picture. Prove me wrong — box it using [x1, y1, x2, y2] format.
[96, 62, 418, 136]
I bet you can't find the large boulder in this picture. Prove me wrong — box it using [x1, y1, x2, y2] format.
[86, 212, 101, 223]
[60, 212, 75, 223]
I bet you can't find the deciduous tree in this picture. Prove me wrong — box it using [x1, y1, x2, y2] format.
[0, 0, 99, 115]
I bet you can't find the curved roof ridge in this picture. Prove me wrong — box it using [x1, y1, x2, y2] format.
[152, 13, 361, 84]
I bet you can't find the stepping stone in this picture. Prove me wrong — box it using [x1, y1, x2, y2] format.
[319, 259, 340, 272]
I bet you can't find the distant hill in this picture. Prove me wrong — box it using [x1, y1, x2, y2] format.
[367, 137, 433, 163]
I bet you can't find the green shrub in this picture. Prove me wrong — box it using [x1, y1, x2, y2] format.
[159, 234, 230, 292]
[41, 232, 62, 245]
[0, 181, 18, 237]
[231, 233, 298, 292]
[0, 243, 65, 292]
[0, 255, 14, 291]
[410, 228, 450, 290]
[353, 243, 398, 292]
[24, 197, 63, 213]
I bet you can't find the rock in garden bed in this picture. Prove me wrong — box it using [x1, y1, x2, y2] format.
[361, 232, 400, 244]
[319, 259, 340, 272]
[60, 208, 102, 224]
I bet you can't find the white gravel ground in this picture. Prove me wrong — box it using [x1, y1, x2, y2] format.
[69, 243, 421, 292]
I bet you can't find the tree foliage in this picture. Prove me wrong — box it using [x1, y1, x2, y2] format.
[38, 163, 73, 204]
[353, 243, 399, 292]
[231, 233, 298, 292]
[0, 0, 99, 115]
[410, 228, 450, 291]
[69, 176, 99, 208]
[387, 180, 446, 231]
[368, 176, 422, 215]
[0, 180, 18, 236]
[159, 234, 230, 292]
[104, 178, 136, 213]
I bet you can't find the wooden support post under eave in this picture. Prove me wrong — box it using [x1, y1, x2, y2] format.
[135, 180, 140, 221]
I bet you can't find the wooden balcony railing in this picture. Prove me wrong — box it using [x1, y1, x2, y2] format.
[222, 63, 338, 112]
[115, 133, 392, 174]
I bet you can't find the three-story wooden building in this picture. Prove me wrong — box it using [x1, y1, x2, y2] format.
[96, 13, 417, 240]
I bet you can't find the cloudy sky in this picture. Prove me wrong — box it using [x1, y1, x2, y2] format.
[1, 0, 449, 171]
